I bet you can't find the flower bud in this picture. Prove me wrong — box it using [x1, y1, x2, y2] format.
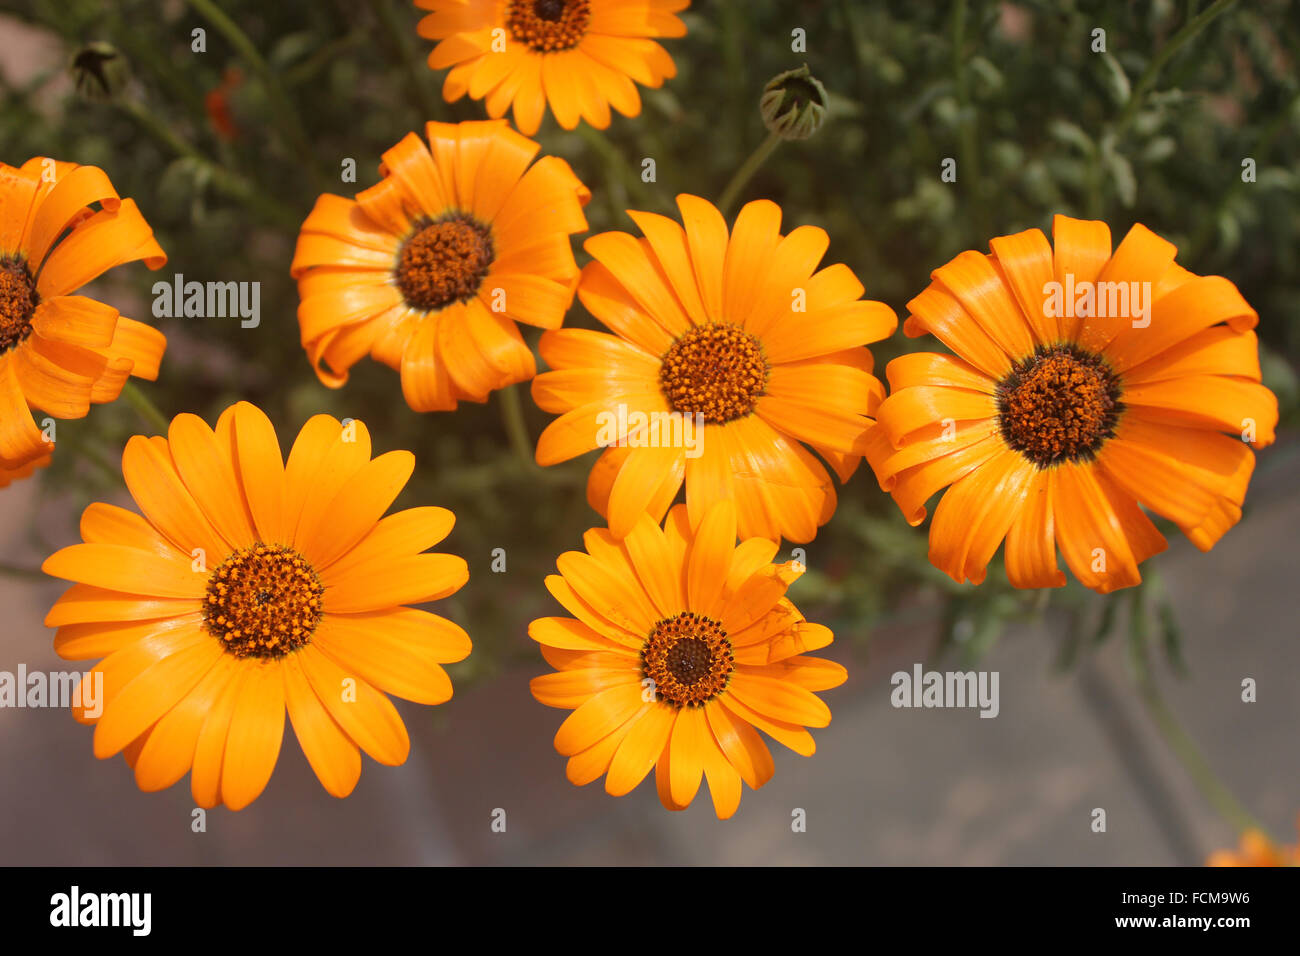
[760, 64, 827, 140]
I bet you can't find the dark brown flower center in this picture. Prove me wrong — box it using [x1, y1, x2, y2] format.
[395, 215, 494, 312]
[659, 323, 769, 424]
[507, 0, 591, 52]
[997, 344, 1123, 467]
[203, 544, 324, 659]
[642, 612, 734, 708]
[0, 256, 38, 354]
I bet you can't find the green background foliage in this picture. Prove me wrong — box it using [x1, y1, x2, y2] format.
[2, 0, 1296, 685]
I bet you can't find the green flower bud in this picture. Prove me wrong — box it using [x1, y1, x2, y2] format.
[760, 64, 828, 141]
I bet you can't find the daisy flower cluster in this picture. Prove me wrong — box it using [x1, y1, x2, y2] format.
[1, 1, 1280, 830]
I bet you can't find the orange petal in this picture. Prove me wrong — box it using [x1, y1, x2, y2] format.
[325, 553, 468, 612]
[686, 499, 735, 618]
[676, 194, 728, 321]
[1052, 462, 1144, 593]
[932, 250, 1035, 361]
[36, 199, 165, 297]
[282, 653, 361, 798]
[298, 645, 410, 765]
[904, 285, 1011, 379]
[705, 698, 774, 789]
[928, 447, 1036, 585]
[667, 705, 707, 807]
[314, 612, 457, 705]
[133, 653, 238, 793]
[989, 228, 1057, 345]
[168, 413, 257, 550]
[1004, 468, 1066, 588]
[554, 682, 647, 756]
[220, 661, 286, 810]
[1051, 214, 1111, 342]
[92, 638, 222, 759]
[604, 701, 677, 796]
[43, 542, 205, 598]
[121, 434, 230, 558]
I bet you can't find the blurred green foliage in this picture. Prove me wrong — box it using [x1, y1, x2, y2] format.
[2, 0, 1296, 684]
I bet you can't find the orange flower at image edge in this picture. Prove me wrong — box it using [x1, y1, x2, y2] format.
[533, 193, 897, 544]
[530, 502, 846, 819]
[415, 0, 689, 135]
[42, 402, 471, 810]
[1, 157, 167, 480]
[1208, 816, 1300, 866]
[292, 120, 590, 412]
[866, 215, 1278, 594]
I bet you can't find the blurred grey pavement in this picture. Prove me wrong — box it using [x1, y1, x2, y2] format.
[1, 438, 1297, 866]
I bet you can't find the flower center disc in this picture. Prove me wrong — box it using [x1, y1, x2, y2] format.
[0, 256, 38, 354]
[997, 344, 1123, 467]
[642, 612, 734, 707]
[203, 544, 325, 659]
[659, 323, 769, 424]
[395, 215, 494, 312]
[507, 0, 591, 52]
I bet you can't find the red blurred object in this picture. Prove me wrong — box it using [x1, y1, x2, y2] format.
[205, 67, 244, 141]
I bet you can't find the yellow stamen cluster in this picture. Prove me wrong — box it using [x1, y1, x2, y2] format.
[0, 256, 38, 354]
[659, 323, 770, 424]
[642, 611, 734, 708]
[203, 544, 324, 659]
[395, 215, 494, 312]
[506, 0, 592, 53]
[998, 344, 1123, 467]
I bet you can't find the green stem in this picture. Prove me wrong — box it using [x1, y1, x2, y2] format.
[1115, 0, 1239, 136]
[115, 99, 301, 229]
[1128, 576, 1270, 839]
[284, 31, 369, 87]
[78, 438, 123, 484]
[183, 0, 327, 186]
[499, 384, 536, 469]
[120, 381, 171, 436]
[1135, 669, 1270, 837]
[370, 0, 442, 121]
[951, 0, 985, 236]
[577, 124, 650, 211]
[717, 129, 782, 217]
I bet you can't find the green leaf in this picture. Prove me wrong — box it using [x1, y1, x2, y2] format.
[1100, 52, 1132, 105]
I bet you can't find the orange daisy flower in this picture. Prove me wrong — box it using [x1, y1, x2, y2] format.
[291, 120, 590, 412]
[42, 402, 471, 810]
[414, 0, 689, 135]
[1, 157, 167, 478]
[1208, 817, 1300, 866]
[530, 501, 847, 819]
[532, 194, 897, 543]
[866, 216, 1278, 594]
